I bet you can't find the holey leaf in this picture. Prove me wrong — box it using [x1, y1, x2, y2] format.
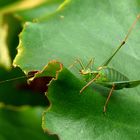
[42, 67, 140, 140]
[29, 62, 140, 140]
[14, 0, 140, 77]
[13, 0, 140, 139]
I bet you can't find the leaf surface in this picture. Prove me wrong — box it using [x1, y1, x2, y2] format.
[0, 0, 57, 68]
[43, 67, 140, 140]
[0, 106, 57, 140]
[11, 0, 140, 139]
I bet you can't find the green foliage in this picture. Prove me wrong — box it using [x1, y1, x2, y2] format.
[0, 0, 140, 139]
[0, 106, 56, 140]
[43, 67, 140, 140]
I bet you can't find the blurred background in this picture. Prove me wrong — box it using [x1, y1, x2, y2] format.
[0, 0, 59, 139]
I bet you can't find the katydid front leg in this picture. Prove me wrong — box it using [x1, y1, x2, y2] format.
[80, 74, 100, 93]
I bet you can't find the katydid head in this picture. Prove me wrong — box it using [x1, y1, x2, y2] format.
[79, 68, 99, 82]
[71, 58, 95, 81]
[79, 68, 92, 75]
[69, 58, 99, 81]
[77, 58, 93, 74]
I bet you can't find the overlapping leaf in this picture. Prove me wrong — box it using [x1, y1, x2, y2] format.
[43, 67, 140, 140]
[2, 0, 140, 139]
[0, 2, 63, 139]
[0, 0, 61, 68]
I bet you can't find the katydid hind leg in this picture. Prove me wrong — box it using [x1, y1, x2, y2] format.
[103, 84, 115, 113]
[101, 14, 140, 67]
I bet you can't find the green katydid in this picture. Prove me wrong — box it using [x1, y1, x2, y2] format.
[0, 15, 140, 113]
[70, 15, 140, 112]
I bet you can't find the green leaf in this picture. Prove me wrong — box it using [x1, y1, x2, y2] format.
[14, 0, 140, 79]
[42, 67, 140, 140]
[15, 0, 64, 22]
[0, 106, 57, 140]
[12, 0, 140, 139]
[0, 0, 64, 68]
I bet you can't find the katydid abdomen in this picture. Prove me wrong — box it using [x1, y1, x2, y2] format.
[98, 67, 129, 82]
[96, 67, 140, 90]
